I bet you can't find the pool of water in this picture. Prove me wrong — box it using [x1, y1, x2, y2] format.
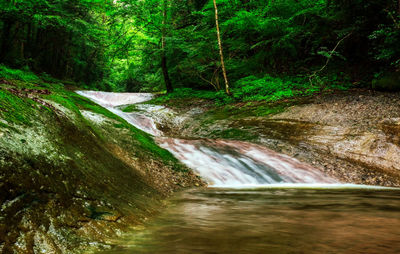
[78, 92, 400, 254]
[97, 187, 400, 254]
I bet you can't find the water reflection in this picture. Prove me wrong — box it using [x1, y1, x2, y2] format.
[98, 188, 400, 254]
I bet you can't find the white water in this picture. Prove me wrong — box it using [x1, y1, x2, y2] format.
[158, 138, 336, 186]
[78, 91, 338, 187]
[77, 91, 161, 136]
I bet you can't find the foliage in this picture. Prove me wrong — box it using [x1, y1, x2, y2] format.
[150, 74, 352, 105]
[372, 72, 400, 91]
[149, 88, 218, 104]
[0, 65, 40, 82]
[231, 75, 298, 102]
[0, 0, 112, 88]
[1, 0, 400, 97]
[113, 0, 400, 95]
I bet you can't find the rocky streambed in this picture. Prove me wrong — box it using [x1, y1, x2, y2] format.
[127, 89, 400, 187]
[2, 83, 400, 253]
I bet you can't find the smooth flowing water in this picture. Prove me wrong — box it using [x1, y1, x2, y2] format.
[77, 91, 336, 186]
[99, 188, 400, 254]
[77, 91, 400, 254]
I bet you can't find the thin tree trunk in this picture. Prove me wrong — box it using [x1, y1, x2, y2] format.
[25, 22, 32, 59]
[0, 19, 13, 62]
[161, 0, 173, 93]
[213, 0, 230, 95]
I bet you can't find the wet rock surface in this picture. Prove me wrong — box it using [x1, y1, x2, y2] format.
[144, 90, 400, 187]
[0, 85, 203, 253]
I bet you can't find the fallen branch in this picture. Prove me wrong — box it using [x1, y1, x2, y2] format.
[309, 33, 352, 85]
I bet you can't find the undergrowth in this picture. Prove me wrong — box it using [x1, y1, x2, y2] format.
[150, 74, 352, 106]
[0, 65, 40, 82]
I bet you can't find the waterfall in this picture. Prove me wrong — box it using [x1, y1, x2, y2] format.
[157, 138, 336, 186]
[77, 91, 337, 187]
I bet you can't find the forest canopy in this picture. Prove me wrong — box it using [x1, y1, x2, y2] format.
[1, 0, 400, 96]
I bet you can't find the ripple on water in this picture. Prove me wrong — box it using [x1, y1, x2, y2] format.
[97, 188, 400, 254]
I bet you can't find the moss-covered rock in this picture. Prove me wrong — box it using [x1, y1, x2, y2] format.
[0, 80, 203, 253]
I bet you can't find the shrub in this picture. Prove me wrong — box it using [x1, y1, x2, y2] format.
[0, 65, 40, 82]
[372, 72, 400, 91]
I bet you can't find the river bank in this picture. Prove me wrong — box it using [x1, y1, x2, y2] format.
[0, 79, 203, 253]
[2, 80, 400, 253]
[127, 89, 400, 187]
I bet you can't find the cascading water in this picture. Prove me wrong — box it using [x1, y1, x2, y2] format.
[77, 91, 337, 187]
[77, 91, 161, 136]
[158, 138, 336, 186]
[77, 91, 400, 254]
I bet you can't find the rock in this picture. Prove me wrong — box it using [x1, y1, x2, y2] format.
[101, 213, 122, 222]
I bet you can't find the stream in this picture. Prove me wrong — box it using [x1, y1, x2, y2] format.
[78, 91, 400, 254]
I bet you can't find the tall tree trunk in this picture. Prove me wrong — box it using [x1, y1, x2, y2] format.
[25, 22, 32, 60]
[213, 0, 230, 95]
[161, 0, 173, 93]
[0, 19, 13, 62]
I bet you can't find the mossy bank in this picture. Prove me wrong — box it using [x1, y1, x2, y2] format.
[0, 79, 203, 253]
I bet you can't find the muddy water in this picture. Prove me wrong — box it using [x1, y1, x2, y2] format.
[77, 92, 400, 254]
[99, 188, 400, 254]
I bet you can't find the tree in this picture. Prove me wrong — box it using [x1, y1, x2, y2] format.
[161, 0, 173, 93]
[212, 0, 230, 95]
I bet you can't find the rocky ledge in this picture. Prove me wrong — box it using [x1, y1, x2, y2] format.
[130, 89, 400, 187]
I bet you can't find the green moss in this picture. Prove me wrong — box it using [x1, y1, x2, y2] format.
[1, 70, 186, 173]
[0, 89, 36, 126]
[46, 94, 81, 114]
[0, 70, 202, 253]
[0, 65, 40, 82]
[148, 88, 217, 105]
[129, 127, 186, 171]
[150, 74, 352, 107]
[113, 123, 126, 128]
[202, 102, 290, 123]
[214, 128, 258, 141]
[48, 87, 184, 171]
[252, 104, 289, 116]
[122, 104, 139, 112]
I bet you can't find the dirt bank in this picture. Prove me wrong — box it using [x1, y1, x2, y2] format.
[136, 89, 400, 187]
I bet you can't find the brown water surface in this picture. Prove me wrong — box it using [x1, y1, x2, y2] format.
[78, 92, 400, 254]
[98, 187, 400, 254]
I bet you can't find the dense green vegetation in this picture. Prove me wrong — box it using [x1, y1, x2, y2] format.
[1, 0, 400, 97]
